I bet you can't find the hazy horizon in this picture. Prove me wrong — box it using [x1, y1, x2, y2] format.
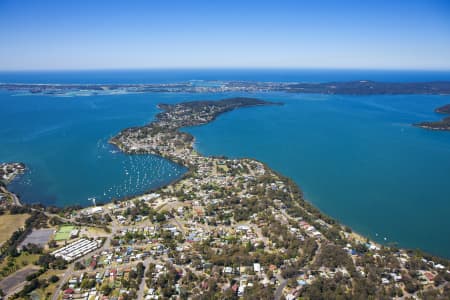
[2, 67, 450, 73]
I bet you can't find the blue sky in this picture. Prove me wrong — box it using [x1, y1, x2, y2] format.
[0, 0, 449, 70]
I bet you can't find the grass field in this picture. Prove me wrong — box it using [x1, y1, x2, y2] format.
[53, 225, 75, 241]
[0, 213, 30, 245]
[85, 227, 109, 237]
[35, 269, 65, 298]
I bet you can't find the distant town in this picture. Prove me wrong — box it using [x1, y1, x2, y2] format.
[0, 97, 449, 299]
[1, 80, 450, 96]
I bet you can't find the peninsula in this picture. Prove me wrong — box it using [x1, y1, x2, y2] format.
[0, 98, 449, 299]
[414, 104, 450, 131]
[110, 97, 281, 163]
[107, 97, 449, 299]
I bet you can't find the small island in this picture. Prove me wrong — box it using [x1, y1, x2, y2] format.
[414, 104, 450, 131]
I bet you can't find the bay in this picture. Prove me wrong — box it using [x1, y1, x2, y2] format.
[0, 91, 187, 207]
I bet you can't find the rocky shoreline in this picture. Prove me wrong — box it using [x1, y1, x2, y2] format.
[0, 162, 25, 207]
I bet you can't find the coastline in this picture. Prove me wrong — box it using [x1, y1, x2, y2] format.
[413, 124, 450, 131]
[109, 97, 438, 258]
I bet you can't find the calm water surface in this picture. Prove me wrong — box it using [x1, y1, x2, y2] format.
[0, 92, 188, 207]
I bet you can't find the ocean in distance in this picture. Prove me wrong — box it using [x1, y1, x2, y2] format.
[0, 69, 449, 258]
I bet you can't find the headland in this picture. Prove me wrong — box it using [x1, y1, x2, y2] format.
[414, 103, 450, 131]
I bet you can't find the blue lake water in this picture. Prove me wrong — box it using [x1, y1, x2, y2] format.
[0, 69, 449, 257]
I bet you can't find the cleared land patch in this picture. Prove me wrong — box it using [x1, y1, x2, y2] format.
[0, 253, 40, 280]
[0, 214, 30, 245]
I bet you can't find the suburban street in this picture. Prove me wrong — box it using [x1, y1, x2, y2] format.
[274, 274, 287, 300]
